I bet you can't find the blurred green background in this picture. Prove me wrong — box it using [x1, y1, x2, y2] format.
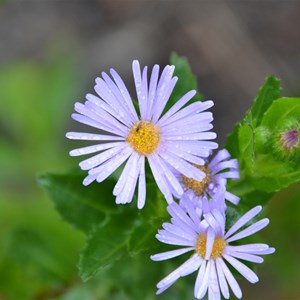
[0, 1, 300, 299]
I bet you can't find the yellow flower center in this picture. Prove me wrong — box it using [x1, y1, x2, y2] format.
[195, 234, 227, 259]
[181, 165, 211, 196]
[127, 121, 161, 156]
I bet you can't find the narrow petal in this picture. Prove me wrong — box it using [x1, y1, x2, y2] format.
[180, 196, 202, 231]
[133, 61, 147, 119]
[109, 68, 139, 121]
[224, 249, 264, 263]
[159, 150, 205, 181]
[79, 144, 127, 170]
[146, 64, 159, 120]
[156, 231, 194, 247]
[163, 145, 205, 166]
[70, 142, 124, 156]
[226, 218, 270, 243]
[224, 206, 262, 239]
[167, 202, 197, 230]
[210, 160, 239, 175]
[95, 77, 128, 116]
[82, 173, 98, 186]
[203, 212, 222, 236]
[164, 141, 211, 157]
[224, 191, 240, 205]
[150, 247, 194, 261]
[195, 259, 211, 299]
[209, 149, 230, 168]
[115, 155, 142, 204]
[152, 76, 178, 123]
[71, 113, 125, 137]
[113, 151, 138, 195]
[216, 257, 242, 299]
[225, 244, 268, 253]
[205, 227, 216, 260]
[162, 223, 197, 241]
[66, 132, 124, 141]
[215, 257, 230, 299]
[209, 260, 221, 300]
[148, 154, 173, 203]
[226, 244, 274, 255]
[165, 131, 217, 141]
[158, 90, 196, 124]
[151, 65, 175, 122]
[137, 156, 146, 209]
[194, 260, 207, 298]
[160, 101, 213, 127]
[89, 148, 132, 184]
[223, 254, 259, 283]
[86, 93, 131, 126]
[156, 156, 184, 197]
[156, 281, 175, 295]
[97, 74, 133, 125]
[157, 254, 202, 289]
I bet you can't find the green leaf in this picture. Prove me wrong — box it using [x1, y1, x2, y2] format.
[127, 183, 168, 256]
[128, 218, 162, 256]
[238, 122, 255, 173]
[226, 76, 281, 156]
[38, 172, 118, 232]
[261, 97, 300, 129]
[78, 216, 134, 281]
[249, 76, 281, 127]
[166, 52, 203, 111]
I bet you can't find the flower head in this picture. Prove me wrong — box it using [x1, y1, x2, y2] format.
[269, 117, 300, 161]
[179, 149, 240, 213]
[151, 199, 275, 299]
[66, 61, 217, 209]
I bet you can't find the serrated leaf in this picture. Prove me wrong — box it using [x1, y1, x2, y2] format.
[38, 172, 118, 232]
[226, 76, 281, 155]
[249, 76, 281, 126]
[127, 182, 168, 256]
[261, 97, 300, 128]
[128, 221, 159, 256]
[78, 216, 134, 281]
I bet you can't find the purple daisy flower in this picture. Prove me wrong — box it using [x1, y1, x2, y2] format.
[151, 199, 275, 299]
[66, 60, 217, 209]
[178, 149, 240, 213]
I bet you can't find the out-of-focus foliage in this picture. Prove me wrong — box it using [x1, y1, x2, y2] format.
[0, 55, 84, 300]
[1, 52, 300, 300]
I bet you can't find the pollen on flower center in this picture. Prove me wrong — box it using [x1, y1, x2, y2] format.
[127, 121, 161, 155]
[181, 165, 211, 196]
[195, 234, 227, 259]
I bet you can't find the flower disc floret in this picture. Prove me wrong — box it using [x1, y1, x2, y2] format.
[196, 235, 227, 259]
[181, 165, 211, 196]
[179, 149, 240, 214]
[127, 121, 160, 155]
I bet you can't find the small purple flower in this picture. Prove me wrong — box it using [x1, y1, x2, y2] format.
[151, 199, 275, 299]
[280, 129, 299, 150]
[66, 60, 217, 209]
[178, 149, 240, 213]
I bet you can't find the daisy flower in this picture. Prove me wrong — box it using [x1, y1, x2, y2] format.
[179, 149, 240, 213]
[66, 60, 217, 209]
[151, 199, 275, 299]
